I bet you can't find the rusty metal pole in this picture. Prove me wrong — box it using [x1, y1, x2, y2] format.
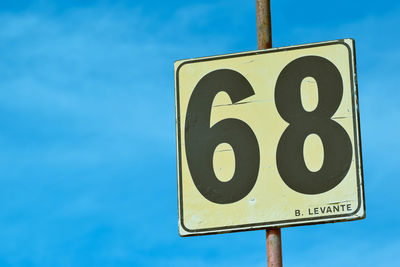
[256, 1, 283, 266]
[266, 228, 282, 266]
[256, 0, 272, 49]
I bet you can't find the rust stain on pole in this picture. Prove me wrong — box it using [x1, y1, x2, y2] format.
[266, 228, 282, 267]
[256, 0, 272, 49]
[256, 1, 281, 266]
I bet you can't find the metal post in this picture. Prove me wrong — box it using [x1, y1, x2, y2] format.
[266, 228, 282, 266]
[256, 1, 282, 266]
[256, 0, 272, 49]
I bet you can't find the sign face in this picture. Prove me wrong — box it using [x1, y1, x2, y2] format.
[174, 39, 365, 236]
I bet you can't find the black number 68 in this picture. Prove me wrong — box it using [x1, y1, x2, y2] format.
[184, 56, 352, 204]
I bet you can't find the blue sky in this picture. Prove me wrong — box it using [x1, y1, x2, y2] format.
[0, 0, 399, 266]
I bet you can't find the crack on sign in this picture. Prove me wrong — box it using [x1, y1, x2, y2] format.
[215, 149, 233, 153]
[328, 200, 352, 205]
[212, 98, 272, 107]
[332, 116, 350, 119]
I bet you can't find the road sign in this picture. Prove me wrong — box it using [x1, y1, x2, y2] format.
[174, 39, 365, 236]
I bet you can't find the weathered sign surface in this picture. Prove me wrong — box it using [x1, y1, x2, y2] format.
[174, 39, 365, 236]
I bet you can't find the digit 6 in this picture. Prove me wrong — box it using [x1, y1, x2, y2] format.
[185, 69, 260, 204]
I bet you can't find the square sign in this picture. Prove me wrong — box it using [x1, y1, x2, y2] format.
[174, 39, 365, 236]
